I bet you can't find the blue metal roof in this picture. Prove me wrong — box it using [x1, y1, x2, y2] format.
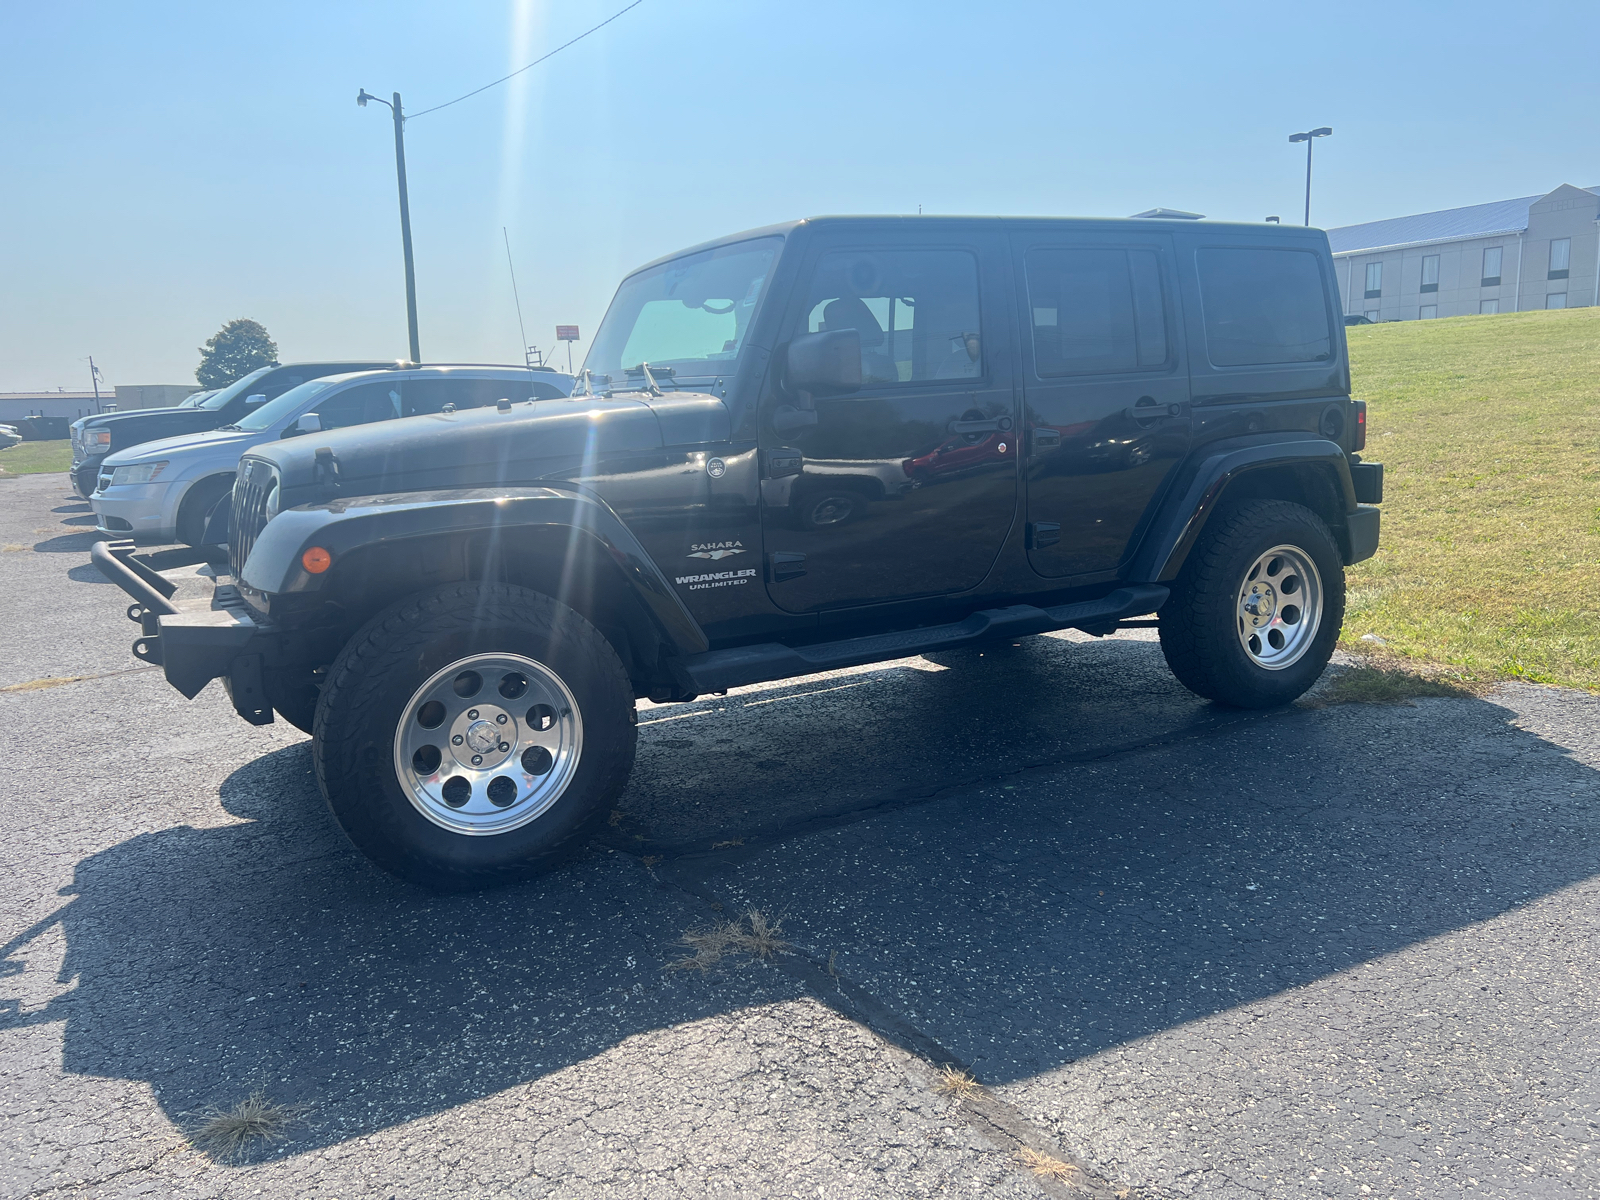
[1327, 187, 1599, 254]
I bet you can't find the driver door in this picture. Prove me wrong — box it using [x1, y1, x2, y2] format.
[759, 232, 1018, 612]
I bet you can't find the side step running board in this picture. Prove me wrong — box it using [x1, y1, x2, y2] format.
[681, 584, 1168, 694]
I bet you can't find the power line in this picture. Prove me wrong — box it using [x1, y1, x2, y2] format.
[408, 0, 646, 121]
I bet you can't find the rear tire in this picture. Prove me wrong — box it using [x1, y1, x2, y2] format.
[313, 582, 636, 888]
[1159, 499, 1344, 708]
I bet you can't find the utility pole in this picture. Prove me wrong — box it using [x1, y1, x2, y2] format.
[359, 89, 422, 363]
[87, 355, 103, 414]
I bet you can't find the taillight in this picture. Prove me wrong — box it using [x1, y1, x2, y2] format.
[1352, 400, 1367, 451]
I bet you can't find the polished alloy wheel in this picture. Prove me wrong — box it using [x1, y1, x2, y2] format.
[1235, 544, 1323, 670]
[393, 653, 582, 835]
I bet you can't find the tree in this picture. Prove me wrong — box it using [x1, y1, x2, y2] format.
[196, 319, 279, 389]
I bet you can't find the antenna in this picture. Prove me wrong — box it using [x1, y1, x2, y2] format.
[502, 227, 534, 368]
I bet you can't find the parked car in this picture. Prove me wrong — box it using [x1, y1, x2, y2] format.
[0, 424, 21, 451]
[91, 365, 572, 546]
[69, 361, 399, 500]
[1343, 314, 1373, 326]
[95, 213, 1382, 888]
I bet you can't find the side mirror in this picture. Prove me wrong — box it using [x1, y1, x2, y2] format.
[244, 393, 268, 406]
[785, 329, 861, 395]
[296, 412, 322, 433]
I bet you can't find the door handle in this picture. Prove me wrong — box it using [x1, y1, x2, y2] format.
[1124, 399, 1180, 422]
[948, 415, 1013, 434]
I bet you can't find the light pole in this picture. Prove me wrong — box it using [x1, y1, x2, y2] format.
[1288, 127, 1332, 227]
[358, 89, 421, 363]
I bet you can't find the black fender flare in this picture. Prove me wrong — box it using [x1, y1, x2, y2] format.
[239, 485, 710, 656]
[1126, 434, 1358, 583]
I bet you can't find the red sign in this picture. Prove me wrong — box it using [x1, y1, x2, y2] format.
[556, 325, 580, 341]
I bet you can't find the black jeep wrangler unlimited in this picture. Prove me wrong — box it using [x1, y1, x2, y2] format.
[94, 216, 1382, 887]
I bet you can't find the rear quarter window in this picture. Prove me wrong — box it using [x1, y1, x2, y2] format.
[1196, 247, 1332, 367]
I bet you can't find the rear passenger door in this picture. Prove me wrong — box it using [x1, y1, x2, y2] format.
[1010, 229, 1190, 579]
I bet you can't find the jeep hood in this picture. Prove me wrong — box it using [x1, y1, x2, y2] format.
[253, 391, 730, 501]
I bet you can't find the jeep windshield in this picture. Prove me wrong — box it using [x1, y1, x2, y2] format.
[583, 237, 781, 386]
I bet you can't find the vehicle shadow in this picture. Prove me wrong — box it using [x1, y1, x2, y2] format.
[3, 640, 1596, 1162]
[32, 530, 106, 554]
[65, 562, 113, 585]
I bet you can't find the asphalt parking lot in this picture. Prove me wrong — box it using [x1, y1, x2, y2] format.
[3, 471, 1598, 1199]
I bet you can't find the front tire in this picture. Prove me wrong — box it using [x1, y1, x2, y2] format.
[1159, 499, 1344, 708]
[313, 582, 636, 888]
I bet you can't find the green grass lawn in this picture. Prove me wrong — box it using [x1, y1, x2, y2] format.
[0, 440, 72, 477]
[1345, 306, 1600, 691]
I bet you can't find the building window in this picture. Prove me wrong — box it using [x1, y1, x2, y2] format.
[1481, 246, 1502, 287]
[1420, 255, 1439, 293]
[1549, 238, 1571, 280]
[1480, 299, 1499, 315]
[1420, 305, 1438, 319]
[1364, 262, 1382, 298]
[1547, 293, 1567, 310]
[1364, 310, 1379, 323]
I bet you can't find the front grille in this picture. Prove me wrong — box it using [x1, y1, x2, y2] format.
[230, 458, 278, 580]
[96, 468, 113, 494]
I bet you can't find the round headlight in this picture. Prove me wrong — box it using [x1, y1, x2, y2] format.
[263, 482, 280, 522]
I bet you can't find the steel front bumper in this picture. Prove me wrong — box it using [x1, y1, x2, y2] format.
[90, 540, 278, 725]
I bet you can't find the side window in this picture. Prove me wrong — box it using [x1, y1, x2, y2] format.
[310, 382, 402, 430]
[1024, 247, 1169, 376]
[798, 249, 982, 384]
[1195, 247, 1332, 367]
[529, 380, 569, 401]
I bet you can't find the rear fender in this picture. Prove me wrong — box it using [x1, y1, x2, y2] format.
[240, 486, 709, 658]
[1127, 435, 1359, 582]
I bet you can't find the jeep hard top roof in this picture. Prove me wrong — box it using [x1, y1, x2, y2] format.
[626, 214, 1331, 277]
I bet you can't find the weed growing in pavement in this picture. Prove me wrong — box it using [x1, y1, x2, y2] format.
[1314, 665, 1479, 706]
[1015, 1146, 1080, 1181]
[933, 1064, 983, 1102]
[1306, 646, 1488, 707]
[666, 909, 788, 972]
[188, 1092, 309, 1161]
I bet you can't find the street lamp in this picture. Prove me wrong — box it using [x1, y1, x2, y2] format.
[1288, 127, 1332, 227]
[358, 89, 421, 364]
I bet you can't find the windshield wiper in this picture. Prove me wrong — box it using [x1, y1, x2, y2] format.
[216, 424, 244, 431]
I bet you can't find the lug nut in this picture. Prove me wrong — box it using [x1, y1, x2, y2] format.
[471, 754, 483, 766]
[468, 709, 479, 720]
[452, 734, 464, 745]
[497, 742, 510, 752]
[495, 713, 508, 724]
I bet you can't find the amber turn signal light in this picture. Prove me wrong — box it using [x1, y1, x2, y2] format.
[302, 546, 332, 574]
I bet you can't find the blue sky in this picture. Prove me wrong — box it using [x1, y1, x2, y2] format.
[2, 0, 1596, 389]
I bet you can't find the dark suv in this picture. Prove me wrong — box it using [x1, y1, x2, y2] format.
[95, 215, 1383, 888]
